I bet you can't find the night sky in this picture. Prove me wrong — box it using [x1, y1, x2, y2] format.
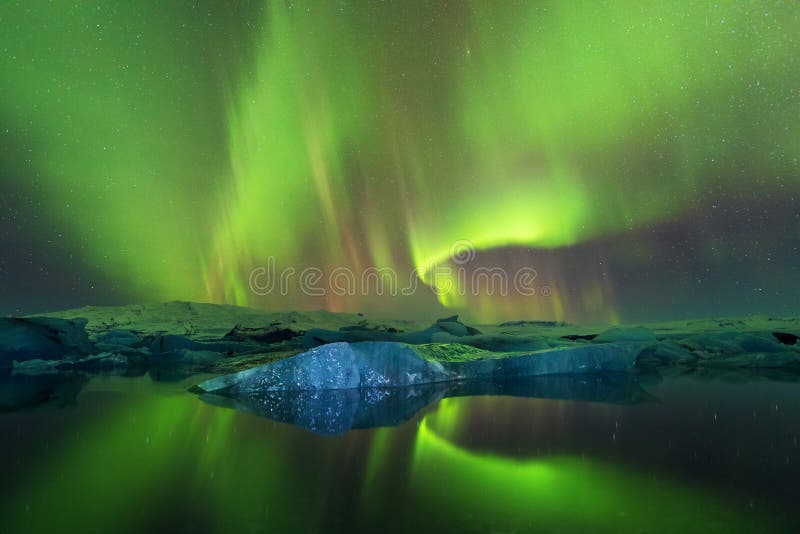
[1, 1, 798, 323]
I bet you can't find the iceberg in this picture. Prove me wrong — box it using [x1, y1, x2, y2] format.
[196, 341, 646, 395]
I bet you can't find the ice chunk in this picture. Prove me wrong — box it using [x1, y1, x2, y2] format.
[593, 327, 657, 343]
[0, 317, 92, 368]
[196, 341, 645, 394]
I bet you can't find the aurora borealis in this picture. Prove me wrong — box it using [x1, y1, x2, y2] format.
[1, 1, 798, 322]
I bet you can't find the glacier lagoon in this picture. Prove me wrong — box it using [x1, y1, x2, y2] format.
[2, 303, 800, 532]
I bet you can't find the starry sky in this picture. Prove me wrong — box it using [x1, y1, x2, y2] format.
[1, 0, 798, 323]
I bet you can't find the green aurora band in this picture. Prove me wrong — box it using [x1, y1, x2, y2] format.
[1, 1, 798, 321]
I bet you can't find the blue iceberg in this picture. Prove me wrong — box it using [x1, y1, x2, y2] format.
[196, 341, 646, 395]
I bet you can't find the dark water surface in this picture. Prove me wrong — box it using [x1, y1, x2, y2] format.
[1, 372, 798, 533]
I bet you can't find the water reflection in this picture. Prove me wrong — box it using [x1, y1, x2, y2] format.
[407, 420, 765, 533]
[0, 370, 87, 411]
[0, 372, 797, 532]
[199, 373, 655, 435]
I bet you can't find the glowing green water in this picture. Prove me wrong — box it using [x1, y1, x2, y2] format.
[1, 374, 798, 533]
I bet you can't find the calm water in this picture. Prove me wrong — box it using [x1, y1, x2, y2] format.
[1, 371, 798, 533]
